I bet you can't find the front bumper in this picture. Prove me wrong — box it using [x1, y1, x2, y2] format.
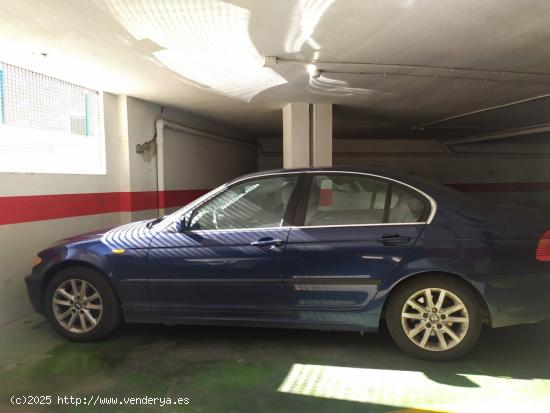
[25, 270, 45, 315]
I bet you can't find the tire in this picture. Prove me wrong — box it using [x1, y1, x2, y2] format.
[386, 274, 482, 361]
[44, 266, 121, 341]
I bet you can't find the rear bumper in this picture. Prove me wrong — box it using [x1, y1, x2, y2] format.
[491, 303, 550, 328]
[484, 273, 550, 328]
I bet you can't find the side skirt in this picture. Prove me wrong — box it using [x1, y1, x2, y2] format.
[122, 307, 380, 333]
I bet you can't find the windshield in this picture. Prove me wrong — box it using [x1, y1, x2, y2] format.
[148, 184, 227, 232]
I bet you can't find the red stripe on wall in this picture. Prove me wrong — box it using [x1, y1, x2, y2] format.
[1, 181, 550, 226]
[0, 189, 209, 225]
[164, 189, 210, 208]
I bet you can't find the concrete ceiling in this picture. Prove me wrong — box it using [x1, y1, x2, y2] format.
[2, 0, 550, 141]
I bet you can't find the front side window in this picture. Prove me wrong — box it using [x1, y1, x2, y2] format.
[189, 175, 298, 230]
[304, 174, 428, 226]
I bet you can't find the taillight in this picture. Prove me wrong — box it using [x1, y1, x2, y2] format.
[536, 230, 550, 262]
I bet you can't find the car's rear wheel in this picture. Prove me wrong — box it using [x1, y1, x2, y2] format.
[44, 266, 120, 341]
[386, 275, 482, 360]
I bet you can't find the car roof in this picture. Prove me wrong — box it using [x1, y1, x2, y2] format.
[228, 165, 484, 209]
[230, 165, 428, 187]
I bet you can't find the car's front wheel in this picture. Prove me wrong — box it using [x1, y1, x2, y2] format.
[386, 275, 482, 360]
[44, 266, 120, 341]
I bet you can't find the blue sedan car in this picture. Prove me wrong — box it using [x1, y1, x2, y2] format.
[25, 167, 550, 360]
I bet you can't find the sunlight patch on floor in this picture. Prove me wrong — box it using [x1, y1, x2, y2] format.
[278, 363, 550, 412]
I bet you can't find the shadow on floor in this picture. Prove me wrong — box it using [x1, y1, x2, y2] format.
[1, 318, 549, 413]
[111, 318, 550, 379]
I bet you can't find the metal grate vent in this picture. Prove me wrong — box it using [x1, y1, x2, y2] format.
[0, 62, 101, 137]
[0, 62, 105, 175]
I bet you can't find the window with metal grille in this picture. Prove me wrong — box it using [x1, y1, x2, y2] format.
[0, 62, 105, 174]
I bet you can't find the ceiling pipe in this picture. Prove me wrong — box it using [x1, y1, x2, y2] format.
[155, 118, 258, 216]
[266, 56, 550, 78]
[155, 118, 166, 216]
[319, 70, 550, 85]
[444, 123, 550, 146]
[266, 57, 550, 85]
[413, 93, 550, 130]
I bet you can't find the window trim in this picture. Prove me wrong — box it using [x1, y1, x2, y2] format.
[390, 181, 431, 223]
[182, 173, 303, 232]
[293, 171, 436, 228]
[383, 182, 393, 223]
[174, 170, 437, 233]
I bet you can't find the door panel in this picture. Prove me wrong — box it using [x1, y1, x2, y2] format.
[283, 225, 424, 309]
[282, 172, 430, 311]
[149, 227, 290, 309]
[147, 174, 301, 312]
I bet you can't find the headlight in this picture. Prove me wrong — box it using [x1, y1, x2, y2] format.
[33, 256, 42, 267]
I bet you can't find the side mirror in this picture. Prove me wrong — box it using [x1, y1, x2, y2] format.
[180, 216, 188, 232]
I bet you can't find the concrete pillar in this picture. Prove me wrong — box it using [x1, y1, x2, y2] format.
[283, 102, 332, 168]
[283, 103, 310, 168]
[311, 103, 332, 167]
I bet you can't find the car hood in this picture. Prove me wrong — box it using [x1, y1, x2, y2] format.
[55, 227, 115, 245]
[54, 220, 155, 250]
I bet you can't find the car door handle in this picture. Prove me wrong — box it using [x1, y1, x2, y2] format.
[376, 234, 410, 244]
[251, 239, 285, 248]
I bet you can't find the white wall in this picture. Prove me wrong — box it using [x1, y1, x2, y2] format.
[1, 93, 127, 197]
[258, 138, 550, 209]
[164, 129, 257, 191]
[0, 92, 127, 322]
[0, 94, 257, 324]
[125, 97, 257, 220]
[0, 214, 123, 323]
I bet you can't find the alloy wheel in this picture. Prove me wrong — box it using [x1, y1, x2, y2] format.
[52, 279, 103, 333]
[401, 288, 469, 351]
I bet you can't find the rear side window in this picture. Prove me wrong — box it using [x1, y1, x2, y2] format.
[305, 175, 389, 226]
[304, 174, 429, 226]
[387, 185, 428, 223]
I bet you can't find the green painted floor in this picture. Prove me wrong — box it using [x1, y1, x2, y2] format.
[1, 315, 549, 413]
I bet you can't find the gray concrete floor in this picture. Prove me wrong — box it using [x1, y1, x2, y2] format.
[1, 315, 550, 412]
